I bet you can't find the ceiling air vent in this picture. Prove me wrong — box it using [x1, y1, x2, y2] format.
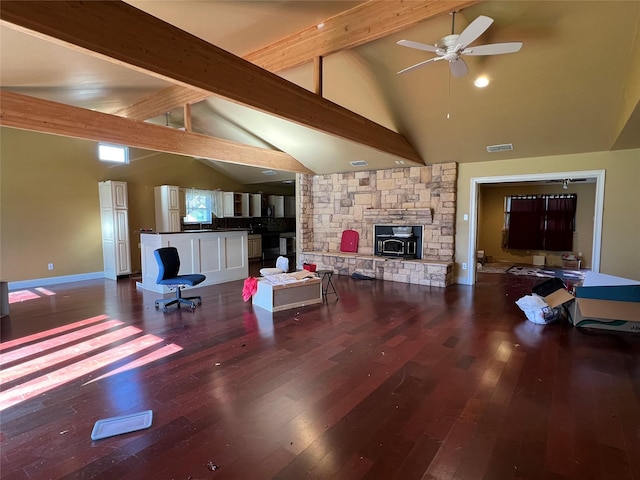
[486, 143, 513, 153]
[350, 160, 368, 167]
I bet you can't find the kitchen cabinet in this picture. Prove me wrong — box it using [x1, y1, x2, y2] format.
[279, 232, 296, 255]
[249, 193, 262, 217]
[155, 185, 181, 232]
[179, 187, 187, 218]
[284, 195, 296, 218]
[241, 193, 250, 217]
[268, 195, 285, 218]
[223, 191, 248, 217]
[211, 190, 224, 218]
[99, 180, 131, 280]
[248, 234, 262, 260]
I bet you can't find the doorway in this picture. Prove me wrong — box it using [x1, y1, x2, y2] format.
[465, 170, 605, 285]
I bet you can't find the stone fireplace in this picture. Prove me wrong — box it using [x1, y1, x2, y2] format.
[296, 163, 457, 286]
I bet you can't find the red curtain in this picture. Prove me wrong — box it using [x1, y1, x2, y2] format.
[544, 195, 577, 251]
[507, 196, 545, 249]
[506, 194, 576, 251]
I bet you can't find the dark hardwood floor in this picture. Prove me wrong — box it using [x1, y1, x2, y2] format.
[1, 265, 639, 480]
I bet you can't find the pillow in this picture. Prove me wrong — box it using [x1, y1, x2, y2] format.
[260, 268, 284, 276]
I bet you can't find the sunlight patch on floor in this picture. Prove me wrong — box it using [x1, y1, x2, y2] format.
[0, 315, 183, 412]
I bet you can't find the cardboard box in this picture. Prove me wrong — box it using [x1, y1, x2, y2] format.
[571, 272, 640, 332]
[562, 259, 581, 269]
[543, 288, 575, 309]
[532, 255, 546, 266]
[561, 253, 581, 270]
[516, 281, 575, 324]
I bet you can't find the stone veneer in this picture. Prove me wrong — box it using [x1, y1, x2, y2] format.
[301, 252, 453, 287]
[297, 163, 457, 287]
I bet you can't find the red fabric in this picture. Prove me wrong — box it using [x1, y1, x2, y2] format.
[242, 277, 258, 302]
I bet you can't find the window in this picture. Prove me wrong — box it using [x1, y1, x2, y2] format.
[505, 194, 577, 251]
[184, 189, 212, 223]
[98, 143, 128, 163]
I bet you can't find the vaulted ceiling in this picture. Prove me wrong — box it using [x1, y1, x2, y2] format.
[1, 1, 639, 186]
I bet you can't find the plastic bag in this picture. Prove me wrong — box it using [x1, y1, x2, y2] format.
[515, 294, 561, 324]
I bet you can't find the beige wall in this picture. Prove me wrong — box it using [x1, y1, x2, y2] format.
[3, 127, 638, 286]
[0, 128, 287, 282]
[456, 149, 640, 283]
[478, 182, 595, 267]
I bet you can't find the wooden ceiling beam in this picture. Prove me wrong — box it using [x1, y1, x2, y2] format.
[111, 0, 479, 122]
[0, 0, 423, 164]
[245, 0, 481, 72]
[0, 90, 313, 174]
[113, 84, 208, 120]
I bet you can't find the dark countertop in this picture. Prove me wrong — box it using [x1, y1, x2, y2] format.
[141, 229, 249, 235]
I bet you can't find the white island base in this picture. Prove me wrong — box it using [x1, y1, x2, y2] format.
[138, 231, 248, 293]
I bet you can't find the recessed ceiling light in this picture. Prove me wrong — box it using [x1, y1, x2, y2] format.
[395, 160, 405, 165]
[261, 170, 277, 175]
[317, 22, 325, 29]
[474, 76, 489, 88]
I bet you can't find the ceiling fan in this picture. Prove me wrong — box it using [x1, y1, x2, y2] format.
[397, 13, 523, 77]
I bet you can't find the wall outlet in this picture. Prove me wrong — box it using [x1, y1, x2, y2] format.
[48, 263, 54, 270]
[462, 262, 467, 270]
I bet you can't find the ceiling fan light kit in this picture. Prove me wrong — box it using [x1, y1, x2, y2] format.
[397, 14, 523, 78]
[474, 76, 489, 88]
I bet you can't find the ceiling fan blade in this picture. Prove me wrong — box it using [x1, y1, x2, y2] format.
[455, 15, 494, 49]
[397, 57, 443, 75]
[463, 42, 523, 56]
[449, 57, 468, 78]
[397, 39, 439, 53]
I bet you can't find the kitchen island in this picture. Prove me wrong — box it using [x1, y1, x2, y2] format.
[138, 230, 248, 293]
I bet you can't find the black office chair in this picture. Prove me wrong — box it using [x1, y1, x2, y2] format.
[153, 247, 206, 312]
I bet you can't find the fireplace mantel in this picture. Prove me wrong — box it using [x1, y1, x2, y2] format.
[362, 208, 433, 224]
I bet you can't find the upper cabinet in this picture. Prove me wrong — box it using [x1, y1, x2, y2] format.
[155, 185, 181, 232]
[223, 192, 250, 217]
[178, 187, 187, 218]
[249, 193, 262, 218]
[268, 195, 285, 218]
[240, 193, 250, 217]
[284, 196, 296, 218]
[100, 180, 128, 209]
[211, 190, 224, 219]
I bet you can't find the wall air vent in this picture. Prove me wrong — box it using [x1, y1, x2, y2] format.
[261, 170, 277, 175]
[486, 143, 513, 153]
[350, 160, 368, 167]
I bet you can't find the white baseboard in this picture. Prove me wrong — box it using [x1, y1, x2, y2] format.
[8, 272, 105, 290]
